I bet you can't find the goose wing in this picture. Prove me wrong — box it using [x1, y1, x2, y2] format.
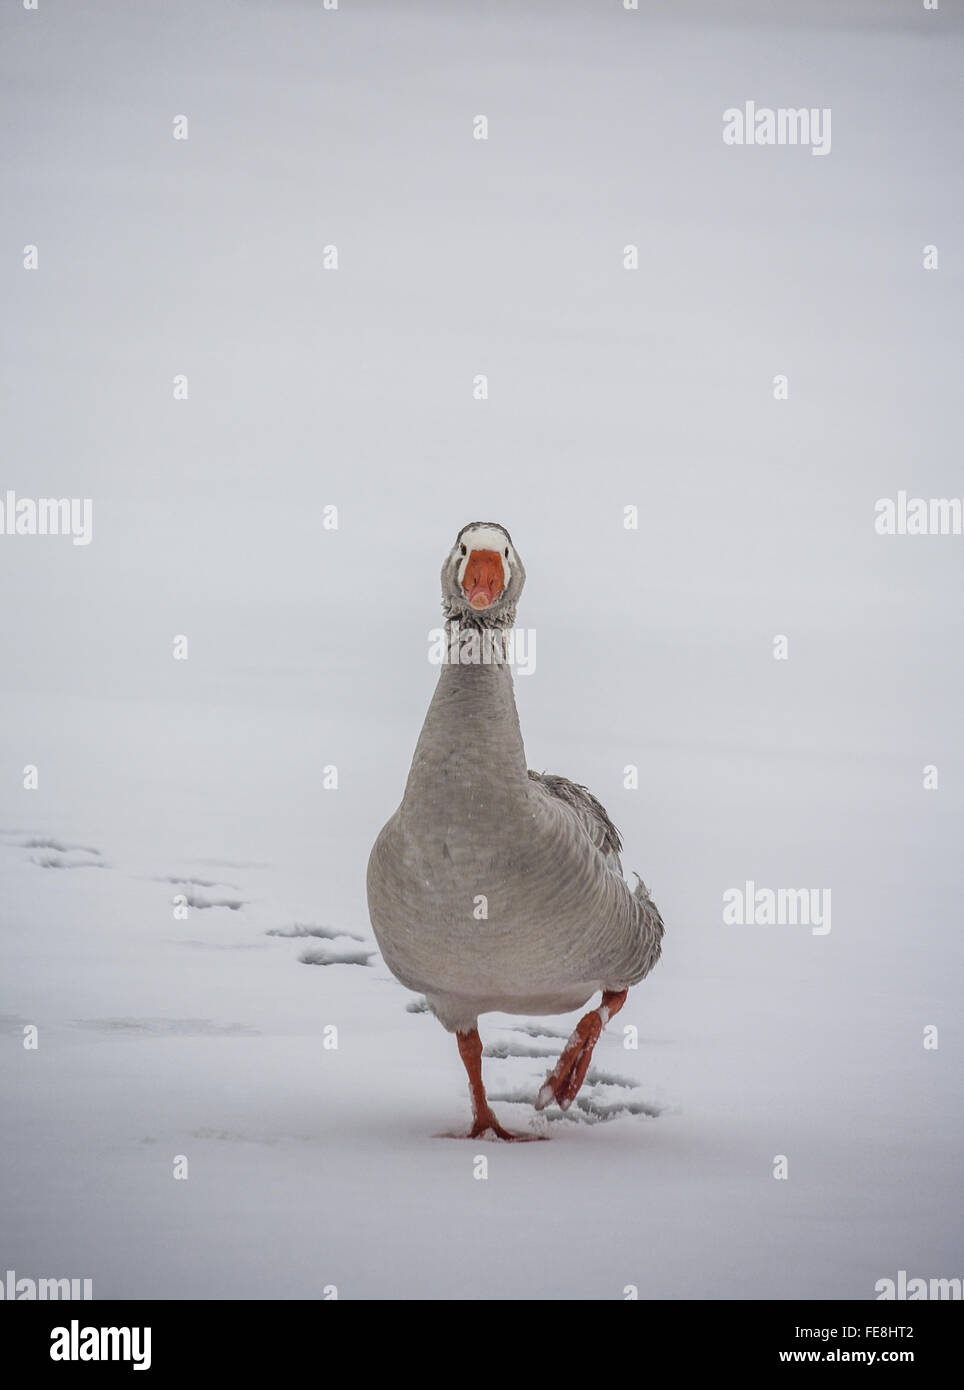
[526, 769, 624, 869]
[526, 768, 665, 984]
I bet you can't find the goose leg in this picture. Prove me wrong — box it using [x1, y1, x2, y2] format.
[456, 1029, 541, 1142]
[535, 989, 628, 1113]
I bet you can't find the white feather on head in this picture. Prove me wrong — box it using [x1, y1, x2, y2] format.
[455, 523, 514, 588]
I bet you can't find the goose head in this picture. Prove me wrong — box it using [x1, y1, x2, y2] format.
[441, 521, 525, 628]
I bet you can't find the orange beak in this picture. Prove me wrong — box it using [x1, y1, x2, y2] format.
[462, 549, 505, 610]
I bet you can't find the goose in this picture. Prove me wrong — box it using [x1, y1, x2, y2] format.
[367, 522, 664, 1140]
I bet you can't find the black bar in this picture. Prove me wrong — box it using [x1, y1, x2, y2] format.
[1, 1299, 957, 1374]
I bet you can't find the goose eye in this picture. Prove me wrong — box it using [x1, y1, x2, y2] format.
[460, 543, 467, 556]
[504, 547, 509, 557]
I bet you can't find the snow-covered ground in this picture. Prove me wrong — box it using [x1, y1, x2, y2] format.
[1, 0, 962, 1299]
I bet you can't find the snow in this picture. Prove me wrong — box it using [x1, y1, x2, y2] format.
[1, 0, 962, 1299]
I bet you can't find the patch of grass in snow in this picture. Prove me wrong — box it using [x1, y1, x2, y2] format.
[568, 1095, 662, 1122]
[267, 923, 366, 943]
[582, 1066, 645, 1090]
[298, 945, 375, 967]
[73, 1018, 260, 1036]
[19, 837, 102, 855]
[182, 893, 244, 911]
[483, 1040, 559, 1060]
[32, 854, 106, 870]
[486, 1087, 662, 1124]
